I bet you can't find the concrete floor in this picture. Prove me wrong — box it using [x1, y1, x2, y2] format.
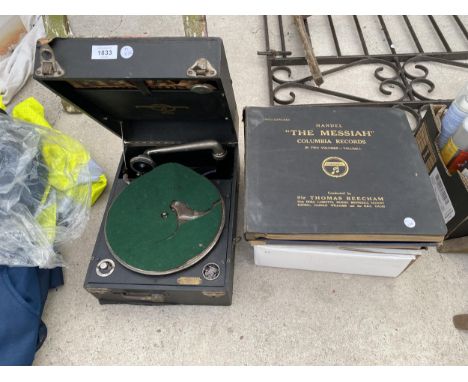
[13, 15, 468, 365]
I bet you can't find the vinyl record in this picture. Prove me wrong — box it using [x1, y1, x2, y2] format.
[105, 162, 224, 275]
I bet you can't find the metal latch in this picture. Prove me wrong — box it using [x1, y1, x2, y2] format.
[187, 58, 217, 77]
[120, 292, 166, 303]
[35, 44, 65, 77]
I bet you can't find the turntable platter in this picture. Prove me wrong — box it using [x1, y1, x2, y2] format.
[105, 163, 225, 275]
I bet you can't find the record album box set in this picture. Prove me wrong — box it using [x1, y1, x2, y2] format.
[244, 106, 446, 277]
[33, 36, 446, 306]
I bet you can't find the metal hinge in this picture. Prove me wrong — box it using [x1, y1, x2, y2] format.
[187, 58, 217, 77]
[35, 44, 65, 78]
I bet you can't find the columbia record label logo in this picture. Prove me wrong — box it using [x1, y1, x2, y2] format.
[322, 156, 349, 178]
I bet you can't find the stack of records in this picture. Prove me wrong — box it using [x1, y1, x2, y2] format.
[244, 106, 447, 277]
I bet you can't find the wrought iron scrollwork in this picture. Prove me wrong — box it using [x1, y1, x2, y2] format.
[262, 15, 468, 123]
[403, 55, 468, 101]
[391, 103, 428, 127]
[272, 58, 408, 105]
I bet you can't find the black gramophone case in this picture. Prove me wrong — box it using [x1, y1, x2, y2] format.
[34, 37, 239, 306]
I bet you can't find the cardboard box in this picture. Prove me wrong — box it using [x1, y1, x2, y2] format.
[254, 245, 422, 277]
[415, 105, 468, 239]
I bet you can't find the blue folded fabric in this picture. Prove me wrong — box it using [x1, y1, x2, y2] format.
[0, 266, 63, 365]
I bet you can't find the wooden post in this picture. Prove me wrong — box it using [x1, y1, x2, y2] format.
[293, 15, 323, 86]
[42, 15, 81, 114]
[42, 15, 72, 40]
[183, 16, 208, 37]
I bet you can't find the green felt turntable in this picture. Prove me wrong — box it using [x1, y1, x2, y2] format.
[105, 162, 225, 275]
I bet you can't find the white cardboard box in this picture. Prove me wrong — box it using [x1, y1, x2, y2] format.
[253, 245, 424, 277]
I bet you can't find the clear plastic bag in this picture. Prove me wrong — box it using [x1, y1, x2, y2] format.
[0, 114, 91, 267]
